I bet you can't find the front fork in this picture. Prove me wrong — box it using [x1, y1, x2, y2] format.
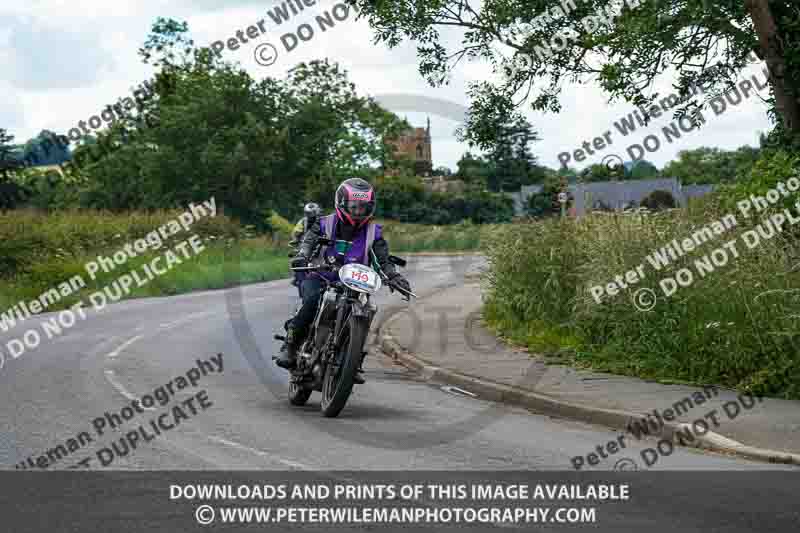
[330, 296, 376, 366]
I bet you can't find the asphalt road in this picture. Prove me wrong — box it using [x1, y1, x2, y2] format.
[0, 254, 791, 472]
[2, 255, 799, 532]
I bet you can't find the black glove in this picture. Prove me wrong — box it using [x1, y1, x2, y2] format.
[388, 273, 411, 294]
[291, 256, 309, 269]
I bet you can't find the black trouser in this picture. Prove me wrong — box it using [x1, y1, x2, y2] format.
[289, 276, 324, 342]
[292, 272, 305, 298]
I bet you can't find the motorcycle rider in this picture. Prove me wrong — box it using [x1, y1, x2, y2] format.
[289, 202, 322, 253]
[289, 202, 322, 297]
[276, 178, 412, 379]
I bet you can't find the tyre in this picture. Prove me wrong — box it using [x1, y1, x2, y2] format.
[288, 380, 312, 406]
[320, 317, 368, 418]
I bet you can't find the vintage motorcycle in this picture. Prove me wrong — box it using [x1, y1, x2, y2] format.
[274, 237, 415, 418]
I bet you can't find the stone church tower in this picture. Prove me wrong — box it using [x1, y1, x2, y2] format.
[386, 117, 433, 176]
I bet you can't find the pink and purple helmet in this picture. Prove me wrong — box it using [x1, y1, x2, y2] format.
[335, 178, 376, 227]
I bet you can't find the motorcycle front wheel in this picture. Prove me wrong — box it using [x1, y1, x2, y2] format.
[320, 317, 368, 418]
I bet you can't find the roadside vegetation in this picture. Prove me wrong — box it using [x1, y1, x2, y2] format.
[380, 219, 492, 253]
[0, 209, 284, 312]
[0, 210, 485, 314]
[484, 151, 800, 399]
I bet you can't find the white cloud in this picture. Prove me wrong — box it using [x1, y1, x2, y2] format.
[3, 0, 772, 175]
[0, 15, 115, 91]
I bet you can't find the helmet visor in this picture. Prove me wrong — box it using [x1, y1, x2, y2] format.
[344, 199, 374, 219]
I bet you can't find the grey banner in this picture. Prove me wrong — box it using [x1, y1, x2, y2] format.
[0, 471, 797, 532]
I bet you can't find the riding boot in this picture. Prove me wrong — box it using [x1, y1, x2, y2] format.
[275, 327, 301, 369]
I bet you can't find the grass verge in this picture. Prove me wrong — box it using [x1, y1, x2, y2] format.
[484, 189, 800, 399]
[0, 211, 488, 317]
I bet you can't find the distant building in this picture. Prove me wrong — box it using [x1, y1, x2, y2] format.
[386, 118, 433, 177]
[506, 178, 716, 216]
[570, 178, 685, 216]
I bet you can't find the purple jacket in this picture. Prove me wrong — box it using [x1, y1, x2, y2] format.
[316, 214, 382, 282]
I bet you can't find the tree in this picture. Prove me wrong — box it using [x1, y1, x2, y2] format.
[662, 146, 761, 184]
[432, 165, 453, 177]
[746, 0, 799, 133]
[456, 151, 494, 189]
[629, 160, 659, 179]
[74, 19, 407, 225]
[580, 163, 614, 182]
[0, 129, 22, 179]
[20, 130, 71, 167]
[487, 116, 541, 191]
[0, 129, 28, 209]
[526, 174, 567, 217]
[557, 166, 579, 181]
[352, 0, 800, 145]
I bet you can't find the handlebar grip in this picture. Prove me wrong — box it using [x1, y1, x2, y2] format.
[386, 278, 416, 299]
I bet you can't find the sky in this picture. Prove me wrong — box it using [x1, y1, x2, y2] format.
[0, 0, 774, 173]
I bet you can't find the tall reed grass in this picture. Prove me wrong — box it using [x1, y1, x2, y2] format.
[484, 194, 800, 398]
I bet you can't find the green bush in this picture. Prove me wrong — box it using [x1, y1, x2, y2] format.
[375, 175, 514, 224]
[640, 189, 676, 210]
[0, 209, 242, 280]
[717, 149, 800, 213]
[485, 179, 800, 398]
[0, 208, 492, 316]
[380, 219, 490, 252]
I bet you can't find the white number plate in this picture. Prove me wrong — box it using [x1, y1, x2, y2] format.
[340, 263, 382, 294]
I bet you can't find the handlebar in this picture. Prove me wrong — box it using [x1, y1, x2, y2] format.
[291, 263, 416, 300]
[291, 264, 334, 272]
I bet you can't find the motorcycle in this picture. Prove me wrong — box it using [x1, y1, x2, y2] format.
[274, 237, 416, 418]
